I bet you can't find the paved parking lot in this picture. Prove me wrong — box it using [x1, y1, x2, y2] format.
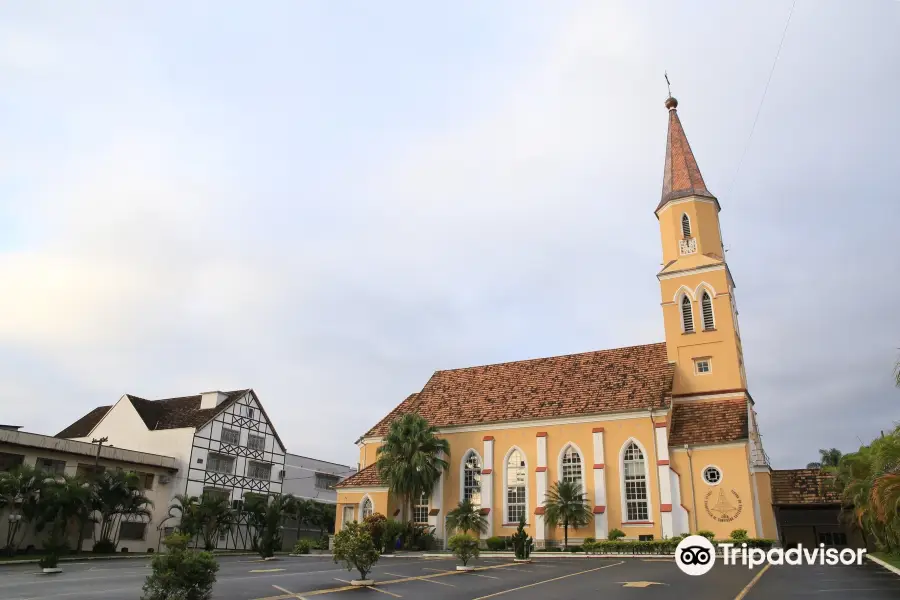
[0, 554, 896, 599]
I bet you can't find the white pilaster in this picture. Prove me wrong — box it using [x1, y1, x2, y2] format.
[535, 432, 548, 544]
[481, 436, 494, 539]
[655, 423, 674, 538]
[429, 451, 445, 541]
[592, 427, 608, 539]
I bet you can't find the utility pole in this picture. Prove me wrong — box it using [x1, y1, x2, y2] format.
[92, 436, 109, 468]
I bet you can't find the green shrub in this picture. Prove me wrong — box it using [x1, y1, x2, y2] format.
[315, 535, 330, 550]
[669, 534, 686, 543]
[745, 539, 776, 550]
[333, 522, 379, 581]
[39, 554, 59, 569]
[381, 520, 405, 554]
[292, 539, 312, 555]
[510, 516, 533, 559]
[567, 545, 583, 553]
[485, 536, 506, 551]
[607, 529, 626, 541]
[448, 534, 480, 566]
[363, 513, 387, 552]
[697, 530, 716, 541]
[583, 537, 596, 544]
[535, 547, 562, 552]
[92, 539, 116, 553]
[141, 534, 219, 600]
[584, 540, 679, 555]
[730, 529, 749, 541]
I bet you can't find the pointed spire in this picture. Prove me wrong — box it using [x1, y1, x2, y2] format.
[657, 96, 717, 213]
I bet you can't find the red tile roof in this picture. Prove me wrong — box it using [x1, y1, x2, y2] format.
[335, 464, 384, 488]
[771, 469, 842, 505]
[668, 398, 748, 446]
[658, 98, 717, 212]
[364, 342, 673, 437]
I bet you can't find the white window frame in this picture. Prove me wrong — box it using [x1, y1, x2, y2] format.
[503, 446, 528, 525]
[700, 290, 715, 330]
[557, 443, 585, 486]
[221, 428, 240, 445]
[619, 438, 652, 525]
[680, 294, 695, 333]
[360, 495, 374, 520]
[247, 434, 265, 451]
[702, 465, 723, 486]
[413, 491, 429, 524]
[247, 460, 272, 480]
[681, 213, 692, 238]
[207, 453, 234, 474]
[459, 449, 483, 508]
[694, 358, 712, 375]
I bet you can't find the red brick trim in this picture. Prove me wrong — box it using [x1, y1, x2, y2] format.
[534, 507, 546, 515]
[536, 432, 548, 438]
[592, 427, 605, 433]
[479, 508, 491, 515]
[429, 508, 440, 516]
[658, 460, 670, 466]
[483, 436, 495, 442]
[593, 463, 605, 469]
[592, 506, 606, 514]
[654, 422, 667, 429]
[481, 468, 492, 475]
[535, 466, 547, 473]
[660, 504, 672, 513]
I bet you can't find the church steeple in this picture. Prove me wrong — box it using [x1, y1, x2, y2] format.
[657, 96, 718, 214]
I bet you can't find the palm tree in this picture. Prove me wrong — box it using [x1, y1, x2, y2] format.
[807, 448, 843, 469]
[34, 474, 91, 555]
[542, 480, 592, 550]
[168, 494, 201, 538]
[196, 492, 236, 551]
[0, 464, 45, 555]
[375, 413, 450, 521]
[93, 471, 153, 550]
[446, 499, 488, 535]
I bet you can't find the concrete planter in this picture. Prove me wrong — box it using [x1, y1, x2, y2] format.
[513, 558, 532, 563]
[456, 565, 475, 571]
[263, 557, 281, 562]
[350, 579, 374, 586]
[41, 568, 63, 574]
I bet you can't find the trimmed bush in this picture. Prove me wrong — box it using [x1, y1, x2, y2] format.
[607, 529, 626, 541]
[583, 537, 596, 545]
[92, 539, 116, 554]
[39, 554, 59, 569]
[730, 529, 749, 541]
[567, 545, 583, 553]
[293, 539, 312, 555]
[141, 534, 219, 600]
[697, 530, 716, 541]
[333, 522, 379, 581]
[363, 513, 387, 552]
[448, 534, 480, 566]
[485, 536, 506, 551]
[381, 520, 405, 554]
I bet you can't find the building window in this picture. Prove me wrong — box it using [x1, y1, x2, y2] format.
[0, 452, 25, 472]
[207, 454, 235, 474]
[623, 441, 649, 522]
[702, 466, 722, 485]
[221, 428, 240, 445]
[133, 471, 155, 490]
[247, 461, 272, 480]
[202, 487, 230, 502]
[681, 213, 691, 238]
[462, 451, 482, 508]
[681, 296, 694, 333]
[413, 492, 429, 524]
[76, 463, 105, 478]
[247, 434, 265, 451]
[694, 359, 711, 375]
[506, 449, 526, 524]
[639, 534, 655, 542]
[118, 522, 147, 540]
[342, 505, 355, 525]
[36, 458, 67, 475]
[701, 291, 715, 330]
[247, 407, 255, 420]
[361, 497, 374, 520]
[561, 446, 583, 485]
[819, 532, 848, 547]
[315, 473, 340, 490]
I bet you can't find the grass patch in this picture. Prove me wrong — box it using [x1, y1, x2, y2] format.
[871, 552, 900, 570]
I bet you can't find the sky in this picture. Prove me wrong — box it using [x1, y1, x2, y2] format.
[0, 0, 898, 470]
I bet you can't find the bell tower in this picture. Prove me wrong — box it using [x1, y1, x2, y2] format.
[656, 96, 747, 396]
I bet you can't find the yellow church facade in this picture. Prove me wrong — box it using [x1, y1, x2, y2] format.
[335, 95, 779, 545]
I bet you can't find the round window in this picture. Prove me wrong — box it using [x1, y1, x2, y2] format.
[702, 466, 722, 485]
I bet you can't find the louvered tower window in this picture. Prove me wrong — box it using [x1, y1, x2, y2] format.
[681, 214, 692, 238]
[701, 292, 715, 330]
[681, 295, 694, 333]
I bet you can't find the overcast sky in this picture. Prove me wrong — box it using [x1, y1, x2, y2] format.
[1, 0, 897, 470]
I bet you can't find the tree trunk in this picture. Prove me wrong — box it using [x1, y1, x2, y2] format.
[564, 518, 568, 550]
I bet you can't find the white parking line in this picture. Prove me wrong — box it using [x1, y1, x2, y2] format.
[271, 584, 307, 599]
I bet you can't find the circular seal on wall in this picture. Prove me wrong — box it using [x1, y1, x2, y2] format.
[704, 488, 742, 522]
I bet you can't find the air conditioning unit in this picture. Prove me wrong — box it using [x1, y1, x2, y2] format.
[159, 476, 172, 485]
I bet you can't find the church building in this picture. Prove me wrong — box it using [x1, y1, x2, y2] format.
[335, 95, 779, 545]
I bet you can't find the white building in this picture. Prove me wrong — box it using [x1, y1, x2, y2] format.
[58, 389, 286, 550]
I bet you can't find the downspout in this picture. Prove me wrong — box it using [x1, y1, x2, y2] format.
[686, 445, 699, 532]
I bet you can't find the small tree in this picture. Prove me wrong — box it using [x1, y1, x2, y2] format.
[510, 515, 533, 560]
[730, 529, 749, 541]
[448, 533, 479, 567]
[608, 528, 625, 541]
[362, 513, 387, 551]
[381, 520, 405, 555]
[333, 522, 379, 581]
[542, 480, 593, 549]
[697, 530, 716, 541]
[142, 533, 219, 600]
[446, 499, 488, 536]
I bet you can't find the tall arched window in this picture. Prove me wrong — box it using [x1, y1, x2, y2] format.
[701, 291, 715, 330]
[505, 449, 526, 523]
[622, 442, 649, 522]
[561, 446, 583, 485]
[681, 295, 695, 333]
[413, 492, 429, 524]
[361, 497, 373, 520]
[462, 451, 482, 508]
[681, 214, 692, 238]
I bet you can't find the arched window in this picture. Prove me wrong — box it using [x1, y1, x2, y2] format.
[701, 291, 715, 330]
[413, 492, 429, 523]
[505, 449, 527, 523]
[681, 295, 695, 333]
[622, 441, 649, 522]
[462, 451, 482, 508]
[681, 214, 692, 238]
[361, 497, 373, 520]
[561, 446, 583, 485]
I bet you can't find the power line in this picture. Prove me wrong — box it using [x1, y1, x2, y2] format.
[727, 0, 797, 196]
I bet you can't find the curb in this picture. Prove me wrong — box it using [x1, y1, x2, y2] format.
[422, 553, 675, 559]
[867, 555, 900, 577]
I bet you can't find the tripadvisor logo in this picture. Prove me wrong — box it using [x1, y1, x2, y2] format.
[675, 535, 867, 575]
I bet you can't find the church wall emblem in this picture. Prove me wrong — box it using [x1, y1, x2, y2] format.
[704, 489, 742, 522]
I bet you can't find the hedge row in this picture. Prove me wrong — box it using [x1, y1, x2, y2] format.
[580, 539, 777, 555]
